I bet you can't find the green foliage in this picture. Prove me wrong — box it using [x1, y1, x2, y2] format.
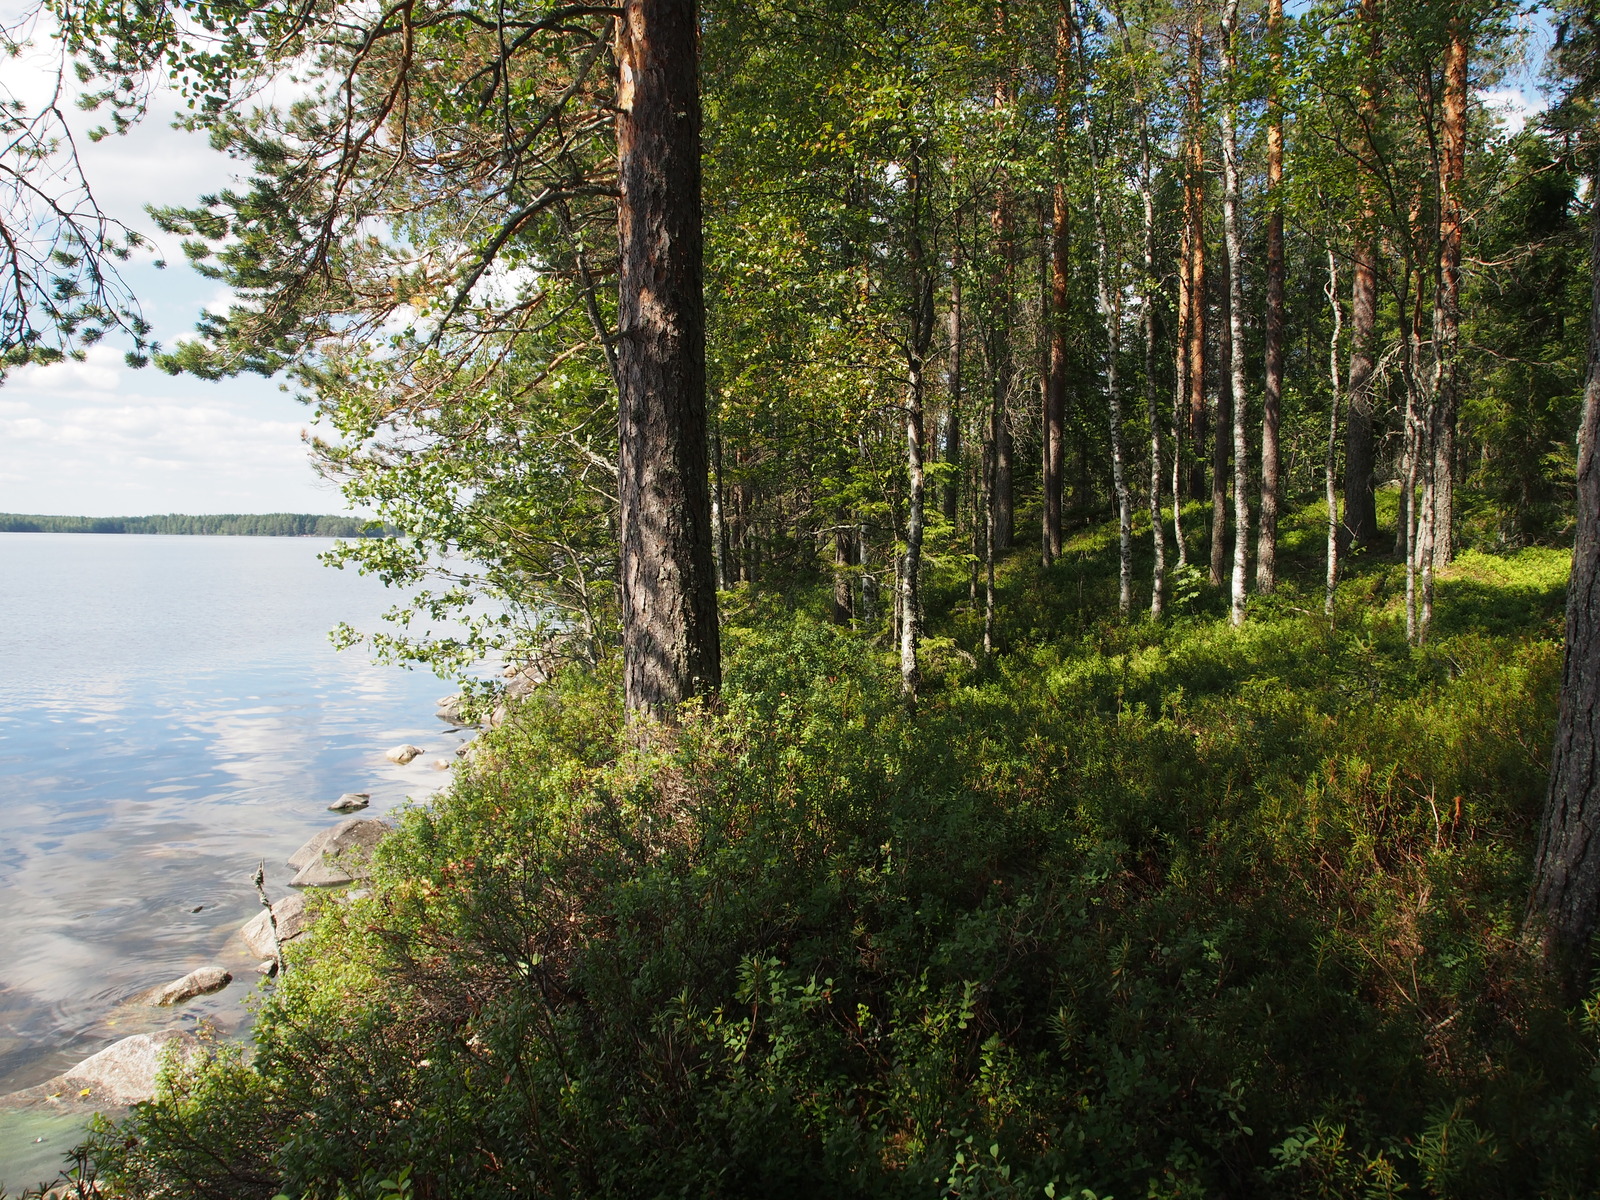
[84, 525, 1600, 1199]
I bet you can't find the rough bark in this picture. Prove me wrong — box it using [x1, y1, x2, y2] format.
[1221, 0, 1249, 627]
[1256, 0, 1284, 594]
[1434, 16, 1468, 568]
[615, 0, 721, 722]
[1529, 170, 1600, 986]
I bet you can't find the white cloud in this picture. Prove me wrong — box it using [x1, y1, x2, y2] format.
[7, 346, 126, 396]
[0, 356, 342, 514]
[1478, 88, 1546, 139]
[0, 13, 350, 516]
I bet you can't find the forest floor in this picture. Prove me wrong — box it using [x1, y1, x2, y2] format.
[71, 494, 1600, 1200]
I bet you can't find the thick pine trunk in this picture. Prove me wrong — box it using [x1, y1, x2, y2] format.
[1256, 0, 1284, 594]
[615, 0, 721, 722]
[1529, 170, 1600, 986]
[1221, 0, 1249, 627]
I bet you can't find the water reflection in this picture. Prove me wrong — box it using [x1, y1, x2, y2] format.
[0, 532, 471, 1184]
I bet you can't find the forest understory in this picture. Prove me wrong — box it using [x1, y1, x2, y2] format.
[45, 490, 1600, 1200]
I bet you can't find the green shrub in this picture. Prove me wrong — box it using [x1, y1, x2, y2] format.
[85, 534, 1600, 1199]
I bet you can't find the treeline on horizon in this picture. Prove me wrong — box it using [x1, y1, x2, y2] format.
[0, 512, 392, 537]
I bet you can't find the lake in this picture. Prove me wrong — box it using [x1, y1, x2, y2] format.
[0, 533, 472, 1189]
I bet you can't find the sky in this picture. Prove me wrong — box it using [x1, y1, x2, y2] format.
[0, 18, 343, 518]
[0, 5, 1564, 518]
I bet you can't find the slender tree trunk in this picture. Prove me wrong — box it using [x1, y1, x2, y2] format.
[615, 0, 720, 722]
[1325, 247, 1344, 617]
[1173, 215, 1191, 568]
[1221, 0, 1249, 627]
[901, 383, 924, 696]
[991, 13, 1015, 556]
[1256, 0, 1284, 593]
[1529, 162, 1600, 986]
[1185, 8, 1208, 504]
[1343, 0, 1382, 549]
[945, 268, 963, 523]
[1112, 1, 1162, 614]
[1398, 262, 1423, 643]
[1044, 12, 1071, 564]
[1211, 255, 1232, 589]
[1434, 16, 1468, 568]
[1087, 106, 1132, 615]
[983, 415, 998, 659]
[833, 529, 854, 624]
[858, 518, 878, 621]
[711, 424, 727, 591]
[1143, 155, 1164, 618]
[900, 162, 934, 699]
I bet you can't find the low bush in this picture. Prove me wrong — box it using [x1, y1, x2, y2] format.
[80, 533, 1600, 1199]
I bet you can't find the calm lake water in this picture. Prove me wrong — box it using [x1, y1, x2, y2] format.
[0, 533, 471, 1188]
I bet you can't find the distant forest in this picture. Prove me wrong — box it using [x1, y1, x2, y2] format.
[0, 513, 392, 537]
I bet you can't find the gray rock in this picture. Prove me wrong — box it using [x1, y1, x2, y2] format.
[255, 959, 279, 977]
[15, 1033, 200, 1109]
[436, 694, 471, 726]
[241, 893, 308, 959]
[386, 744, 424, 765]
[287, 817, 388, 887]
[135, 965, 231, 1006]
[432, 759, 453, 770]
[328, 792, 371, 813]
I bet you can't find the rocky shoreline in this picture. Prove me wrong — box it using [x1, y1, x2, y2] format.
[0, 683, 506, 1136]
[0, 648, 570, 1193]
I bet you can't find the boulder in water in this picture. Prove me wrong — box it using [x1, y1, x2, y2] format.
[435, 694, 472, 726]
[328, 792, 371, 813]
[135, 965, 232, 1006]
[385, 744, 424, 765]
[241, 893, 308, 959]
[8, 1032, 201, 1109]
[288, 817, 388, 887]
